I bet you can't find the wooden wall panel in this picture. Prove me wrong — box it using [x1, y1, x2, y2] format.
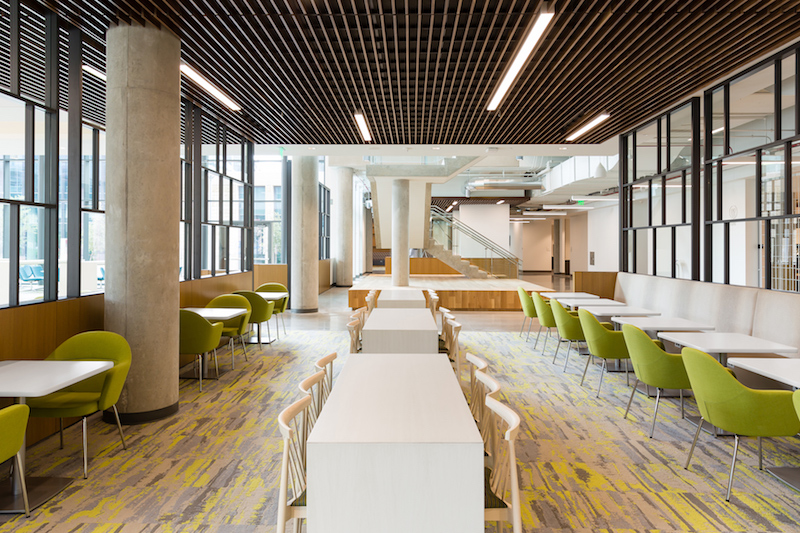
[385, 257, 461, 275]
[319, 259, 331, 294]
[574, 271, 618, 299]
[254, 264, 288, 289]
[179, 272, 254, 308]
[348, 288, 526, 311]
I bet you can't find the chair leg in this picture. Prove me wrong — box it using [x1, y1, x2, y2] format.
[520, 316, 526, 337]
[534, 326, 543, 350]
[59, 418, 64, 449]
[274, 314, 280, 339]
[258, 322, 263, 349]
[726, 435, 740, 502]
[758, 436, 763, 470]
[14, 454, 29, 517]
[267, 320, 273, 346]
[563, 340, 572, 372]
[526, 318, 533, 341]
[82, 416, 89, 479]
[650, 388, 662, 439]
[596, 359, 607, 398]
[624, 379, 638, 419]
[680, 389, 685, 419]
[198, 355, 203, 392]
[552, 337, 561, 364]
[240, 335, 248, 361]
[280, 312, 287, 335]
[229, 338, 235, 370]
[685, 416, 704, 469]
[213, 349, 219, 378]
[580, 353, 592, 386]
[112, 405, 127, 450]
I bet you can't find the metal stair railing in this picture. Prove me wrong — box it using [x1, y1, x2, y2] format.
[429, 205, 521, 278]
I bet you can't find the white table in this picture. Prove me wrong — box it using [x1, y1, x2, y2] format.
[182, 307, 248, 321]
[582, 305, 660, 318]
[611, 316, 715, 333]
[543, 292, 599, 299]
[727, 357, 800, 490]
[556, 297, 624, 309]
[0, 359, 113, 513]
[307, 353, 483, 533]
[361, 308, 438, 353]
[376, 288, 427, 309]
[256, 291, 288, 302]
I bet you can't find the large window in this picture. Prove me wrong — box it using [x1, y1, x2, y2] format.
[703, 46, 800, 290]
[620, 99, 700, 280]
[253, 155, 283, 264]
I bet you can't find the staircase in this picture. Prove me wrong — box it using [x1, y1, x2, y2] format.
[427, 206, 521, 279]
[426, 239, 489, 278]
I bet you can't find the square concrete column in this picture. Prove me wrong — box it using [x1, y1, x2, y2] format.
[329, 164, 353, 287]
[392, 179, 410, 286]
[105, 22, 181, 422]
[291, 156, 319, 312]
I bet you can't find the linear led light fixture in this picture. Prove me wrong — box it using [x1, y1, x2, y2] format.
[496, 199, 505, 204]
[543, 204, 593, 210]
[570, 195, 617, 202]
[180, 63, 241, 112]
[486, 4, 555, 111]
[534, 211, 567, 216]
[445, 205, 454, 212]
[565, 113, 611, 141]
[354, 113, 372, 142]
[515, 217, 546, 221]
[82, 64, 106, 82]
[711, 126, 725, 134]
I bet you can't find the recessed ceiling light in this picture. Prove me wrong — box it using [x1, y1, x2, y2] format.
[496, 199, 505, 205]
[82, 64, 106, 81]
[432, 146, 441, 150]
[354, 113, 372, 142]
[180, 63, 241, 111]
[543, 204, 593, 210]
[445, 205, 454, 212]
[566, 113, 611, 141]
[486, 6, 555, 111]
[711, 126, 725, 134]
[558, 147, 568, 151]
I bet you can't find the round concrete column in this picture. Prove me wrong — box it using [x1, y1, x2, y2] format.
[392, 179, 410, 286]
[329, 165, 353, 287]
[105, 23, 180, 422]
[291, 156, 319, 312]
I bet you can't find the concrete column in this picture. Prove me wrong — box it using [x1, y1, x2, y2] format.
[366, 208, 374, 273]
[105, 23, 180, 422]
[329, 165, 353, 287]
[291, 156, 319, 312]
[392, 179, 410, 286]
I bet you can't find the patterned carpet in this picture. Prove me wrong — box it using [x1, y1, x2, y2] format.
[2, 328, 800, 532]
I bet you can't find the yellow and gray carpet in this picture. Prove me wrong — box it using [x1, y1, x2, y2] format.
[2, 329, 800, 532]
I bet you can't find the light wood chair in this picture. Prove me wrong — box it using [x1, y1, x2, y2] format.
[298, 370, 327, 434]
[428, 293, 440, 321]
[484, 396, 522, 533]
[276, 395, 311, 533]
[465, 353, 489, 414]
[447, 318, 463, 383]
[474, 370, 502, 452]
[347, 320, 361, 353]
[314, 352, 338, 404]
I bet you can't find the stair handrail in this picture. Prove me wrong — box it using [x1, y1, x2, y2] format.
[429, 205, 521, 274]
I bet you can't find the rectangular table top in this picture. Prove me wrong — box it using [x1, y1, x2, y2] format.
[543, 292, 599, 299]
[0, 360, 113, 398]
[657, 331, 799, 355]
[183, 307, 248, 321]
[556, 297, 625, 309]
[376, 288, 427, 308]
[581, 305, 660, 317]
[611, 316, 715, 332]
[256, 291, 288, 301]
[309, 353, 481, 444]
[362, 307, 438, 333]
[728, 358, 800, 389]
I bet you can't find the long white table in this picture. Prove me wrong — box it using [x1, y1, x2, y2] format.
[556, 297, 624, 309]
[182, 307, 248, 321]
[581, 305, 660, 318]
[611, 316, 715, 333]
[376, 288, 427, 309]
[543, 292, 599, 299]
[0, 359, 114, 513]
[256, 291, 288, 302]
[361, 308, 438, 353]
[307, 353, 483, 532]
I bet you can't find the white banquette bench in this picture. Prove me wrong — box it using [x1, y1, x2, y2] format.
[612, 273, 800, 364]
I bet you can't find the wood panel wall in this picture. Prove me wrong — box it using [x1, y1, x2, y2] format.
[0, 295, 105, 445]
[348, 289, 524, 311]
[385, 257, 461, 275]
[179, 272, 254, 307]
[574, 271, 618, 299]
[319, 259, 331, 294]
[254, 264, 288, 290]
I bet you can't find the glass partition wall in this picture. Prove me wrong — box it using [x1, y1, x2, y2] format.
[620, 42, 800, 292]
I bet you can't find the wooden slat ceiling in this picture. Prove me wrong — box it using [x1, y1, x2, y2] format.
[432, 196, 530, 210]
[30, 0, 800, 145]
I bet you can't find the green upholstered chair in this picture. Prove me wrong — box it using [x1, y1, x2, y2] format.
[233, 290, 275, 349]
[207, 294, 252, 369]
[256, 282, 289, 337]
[531, 292, 558, 352]
[0, 404, 31, 516]
[578, 309, 630, 397]
[621, 324, 692, 438]
[27, 331, 131, 479]
[180, 309, 224, 391]
[516, 287, 537, 340]
[551, 299, 585, 371]
[682, 347, 800, 501]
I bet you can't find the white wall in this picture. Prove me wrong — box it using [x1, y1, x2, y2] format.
[570, 213, 588, 272]
[509, 222, 524, 261]
[522, 220, 552, 271]
[457, 204, 509, 257]
[586, 204, 619, 271]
